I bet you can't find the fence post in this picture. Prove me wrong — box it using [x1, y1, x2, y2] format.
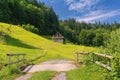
[92, 53, 94, 62]
[17, 55, 19, 67]
[107, 59, 110, 66]
[8, 55, 11, 67]
[23, 54, 25, 63]
[76, 52, 78, 63]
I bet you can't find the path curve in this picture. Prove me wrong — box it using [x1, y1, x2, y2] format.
[24, 60, 77, 73]
[15, 60, 77, 80]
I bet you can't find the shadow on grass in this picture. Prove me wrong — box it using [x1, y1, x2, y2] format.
[5, 35, 39, 49]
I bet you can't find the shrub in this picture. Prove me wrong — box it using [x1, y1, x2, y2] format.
[0, 66, 21, 80]
[21, 24, 39, 34]
[8, 66, 21, 74]
[105, 29, 120, 53]
[105, 29, 120, 80]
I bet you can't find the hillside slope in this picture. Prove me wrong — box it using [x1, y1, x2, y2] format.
[0, 22, 98, 63]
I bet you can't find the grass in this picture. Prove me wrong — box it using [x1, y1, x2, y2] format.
[0, 66, 23, 80]
[67, 64, 106, 80]
[0, 22, 100, 80]
[28, 71, 56, 80]
[0, 22, 99, 63]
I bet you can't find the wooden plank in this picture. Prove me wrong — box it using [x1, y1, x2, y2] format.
[7, 59, 26, 65]
[76, 52, 89, 55]
[76, 53, 78, 63]
[93, 53, 113, 59]
[95, 61, 112, 71]
[7, 53, 26, 56]
[77, 58, 83, 60]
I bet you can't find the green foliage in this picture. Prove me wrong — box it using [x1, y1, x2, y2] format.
[104, 29, 120, 80]
[59, 19, 119, 46]
[105, 29, 120, 53]
[21, 24, 39, 34]
[83, 53, 93, 65]
[105, 54, 120, 80]
[0, 0, 59, 35]
[67, 65, 105, 80]
[93, 35, 104, 46]
[7, 66, 21, 74]
[0, 0, 10, 22]
[0, 66, 22, 80]
[79, 30, 95, 46]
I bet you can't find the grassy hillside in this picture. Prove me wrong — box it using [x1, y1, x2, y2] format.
[0, 22, 99, 64]
[0, 22, 103, 80]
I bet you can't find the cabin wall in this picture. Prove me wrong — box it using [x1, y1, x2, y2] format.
[53, 38, 64, 44]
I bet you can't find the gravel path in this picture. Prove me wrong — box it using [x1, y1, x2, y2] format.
[15, 60, 77, 80]
[51, 72, 66, 80]
[23, 60, 77, 73]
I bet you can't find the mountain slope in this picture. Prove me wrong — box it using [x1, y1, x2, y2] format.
[0, 22, 98, 63]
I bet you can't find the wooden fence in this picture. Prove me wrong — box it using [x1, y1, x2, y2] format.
[75, 52, 89, 63]
[75, 52, 113, 71]
[6, 53, 26, 67]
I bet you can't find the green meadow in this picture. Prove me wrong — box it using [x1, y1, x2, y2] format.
[0, 22, 104, 80]
[0, 22, 99, 63]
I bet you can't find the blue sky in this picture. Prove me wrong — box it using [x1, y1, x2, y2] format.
[39, 0, 120, 23]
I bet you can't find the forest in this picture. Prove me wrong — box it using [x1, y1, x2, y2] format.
[59, 19, 120, 46]
[0, 0, 59, 35]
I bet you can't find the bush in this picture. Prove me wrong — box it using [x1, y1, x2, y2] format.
[0, 66, 22, 80]
[105, 29, 120, 80]
[83, 53, 93, 65]
[105, 29, 120, 53]
[105, 54, 120, 80]
[8, 66, 21, 74]
[79, 30, 95, 46]
[21, 24, 39, 34]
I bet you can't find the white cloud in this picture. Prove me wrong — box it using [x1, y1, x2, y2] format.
[64, 0, 100, 12]
[64, 0, 120, 23]
[75, 10, 120, 23]
[64, 0, 74, 4]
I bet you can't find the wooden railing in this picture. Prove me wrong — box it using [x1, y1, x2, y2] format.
[75, 52, 89, 63]
[6, 53, 26, 67]
[28, 50, 46, 62]
[75, 52, 113, 71]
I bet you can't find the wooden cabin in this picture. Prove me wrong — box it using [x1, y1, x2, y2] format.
[52, 32, 64, 44]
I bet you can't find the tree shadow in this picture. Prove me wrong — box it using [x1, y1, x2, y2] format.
[5, 35, 39, 49]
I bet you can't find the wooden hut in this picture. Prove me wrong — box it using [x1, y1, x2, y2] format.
[52, 32, 64, 44]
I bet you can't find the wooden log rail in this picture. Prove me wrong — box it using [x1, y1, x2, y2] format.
[95, 61, 112, 71]
[6, 53, 26, 67]
[92, 52, 113, 71]
[29, 50, 46, 62]
[93, 53, 113, 59]
[75, 52, 113, 71]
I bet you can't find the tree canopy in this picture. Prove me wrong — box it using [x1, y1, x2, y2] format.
[0, 0, 59, 35]
[59, 19, 120, 46]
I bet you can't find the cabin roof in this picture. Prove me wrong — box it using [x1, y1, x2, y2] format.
[52, 32, 64, 39]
